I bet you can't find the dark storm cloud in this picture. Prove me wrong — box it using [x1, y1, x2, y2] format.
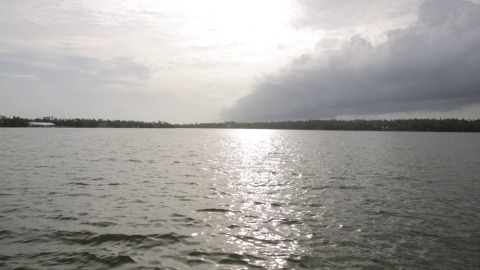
[223, 0, 480, 121]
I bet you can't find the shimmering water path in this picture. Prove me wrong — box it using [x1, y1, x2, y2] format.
[1, 128, 479, 269]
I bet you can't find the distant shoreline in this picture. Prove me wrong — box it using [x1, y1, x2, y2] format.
[176, 119, 480, 132]
[0, 116, 174, 129]
[1, 116, 479, 132]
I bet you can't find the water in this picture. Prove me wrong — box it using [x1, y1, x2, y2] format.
[1, 128, 479, 269]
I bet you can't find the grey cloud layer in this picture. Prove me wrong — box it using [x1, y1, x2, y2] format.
[224, 0, 480, 121]
[0, 52, 153, 118]
[292, 0, 421, 29]
[0, 53, 151, 88]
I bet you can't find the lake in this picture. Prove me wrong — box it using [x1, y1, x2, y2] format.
[1, 128, 479, 269]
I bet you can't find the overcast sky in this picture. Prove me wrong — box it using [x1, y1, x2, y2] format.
[1, 0, 479, 123]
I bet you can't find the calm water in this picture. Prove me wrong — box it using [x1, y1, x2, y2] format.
[1, 128, 479, 269]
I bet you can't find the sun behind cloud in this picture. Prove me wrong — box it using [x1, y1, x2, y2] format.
[179, 0, 295, 48]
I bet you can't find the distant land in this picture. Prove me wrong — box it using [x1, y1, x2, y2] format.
[1, 115, 479, 132]
[177, 119, 480, 132]
[0, 116, 174, 128]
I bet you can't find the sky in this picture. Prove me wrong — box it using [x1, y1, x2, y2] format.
[1, 0, 479, 123]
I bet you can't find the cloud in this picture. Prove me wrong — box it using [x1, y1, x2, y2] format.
[0, 52, 155, 119]
[291, 0, 421, 30]
[223, 0, 480, 121]
[0, 53, 152, 89]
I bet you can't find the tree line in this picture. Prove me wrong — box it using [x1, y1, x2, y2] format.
[0, 116, 174, 128]
[176, 119, 480, 132]
[1, 115, 479, 131]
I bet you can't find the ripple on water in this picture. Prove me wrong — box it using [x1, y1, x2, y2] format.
[186, 251, 266, 269]
[195, 208, 240, 213]
[24, 252, 135, 269]
[1, 129, 479, 269]
[67, 182, 90, 186]
[80, 221, 116, 228]
[54, 230, 188, 248]
[50, 215, 79, 221]
[0, 230, 13, 240]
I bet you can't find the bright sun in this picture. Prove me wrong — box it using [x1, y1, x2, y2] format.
[180, 0, 296, 49]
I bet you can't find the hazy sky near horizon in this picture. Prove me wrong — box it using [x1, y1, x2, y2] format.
[1, 0, 479, 123]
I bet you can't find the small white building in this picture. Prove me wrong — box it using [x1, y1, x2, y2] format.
[29, 122, 55, 127]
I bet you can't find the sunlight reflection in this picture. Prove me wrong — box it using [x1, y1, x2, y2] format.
[218, 129, 308, 269]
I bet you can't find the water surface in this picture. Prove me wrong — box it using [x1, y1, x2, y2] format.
[1, 128, 479, 269]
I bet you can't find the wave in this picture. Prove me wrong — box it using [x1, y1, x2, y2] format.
[54, 231, 187, 248]
[50, 215, 78, 221]
[187, 251, 266, 269]
[23, 251, 135, 269]
[67, 182, 90, 186]
[0, 229, 13, 240]
[195, 208, 241, 213]
[80, 221, 116, 228]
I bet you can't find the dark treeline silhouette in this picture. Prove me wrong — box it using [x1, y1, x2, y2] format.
[0, 116, 174, 128]
[2, 115, 479, 131]
[176, 119, 480, 132]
